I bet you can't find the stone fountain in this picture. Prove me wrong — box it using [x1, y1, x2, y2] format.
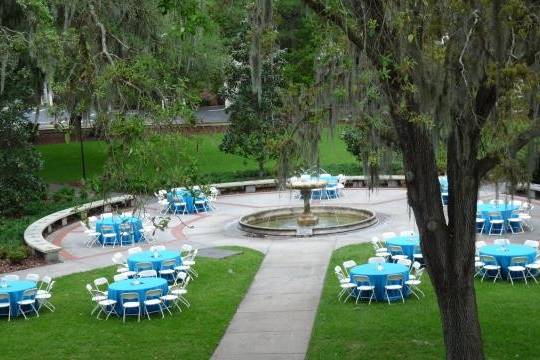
[238, 176, 378, 237]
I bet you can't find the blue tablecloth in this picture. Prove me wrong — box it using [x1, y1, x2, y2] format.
[127, 250, 182, 272]
[95, 216, 143, 245]
[479, 245, 536, 277]
[167, 189, 196, 214]
[439, 176, 448, 192]
[385, 235, 420, 259]
[477, 203, 519, 233]
[0, 280, 37, 316]
[108, 277, 168, 314]
[349, 263, 410, 302]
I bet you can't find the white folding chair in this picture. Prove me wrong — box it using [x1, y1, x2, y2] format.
[120, 292, 140, 322]
[384, 274, 405, 304]
[17, 288, 39, 319]
[0, 292, 11, 321]
[143, 289, 165, 320]
[352, 275, 375, 305]
[138, 270, 157, 278]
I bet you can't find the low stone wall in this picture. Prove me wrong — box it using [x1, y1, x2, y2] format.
[212, 175, 406, 194]
[24, 195, 135, 262]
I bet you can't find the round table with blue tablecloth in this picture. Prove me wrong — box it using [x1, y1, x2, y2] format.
[477, 203, 519, 233]
[167, 189, 196, 214]
[0, 280, 37, 316]
[95, 216, 143, 245]
[107, 277, 169, 314]
[479, 244, 536, 277]
[127, 250, 182, 272]
[385, 235, 420, 259]
[349, 263, 410, 302]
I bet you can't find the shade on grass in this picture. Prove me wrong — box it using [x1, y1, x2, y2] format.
[36, 130, 357, 183]
[307, 243, 540, 359]
[0, 247, 263, 359]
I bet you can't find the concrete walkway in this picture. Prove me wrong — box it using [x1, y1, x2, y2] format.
[212, 240, 334, 360]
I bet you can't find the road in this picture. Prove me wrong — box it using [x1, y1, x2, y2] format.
[25, 105, 230, 129]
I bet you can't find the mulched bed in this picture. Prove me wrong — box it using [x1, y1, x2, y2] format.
[0, 256, 48, 274]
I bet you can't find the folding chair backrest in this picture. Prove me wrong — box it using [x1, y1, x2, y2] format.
[21, 288, 37, 300]
[480, 255, 497, 265]
[138, 270, 157, 278]
[475, 241, 487, 249]
[400, 231, 415, 237]
[488, 212, 502, 220]
[120, 223, 133, 232]
[510, 256, 528, 266]
[397, 259, 412, 268]
[114, 273, 129, 282]
[128, 247, 143, 255]
[94, 277, 108, 287]
[415, 268, 425, 280]
[342, 260, 357, 272]
[135, 262, 153, 272]
[0, 292, 9, 303]
[161, 259, 177, 269]
[412, 261, 422, 271]
[493, 238, 510, 246]
[352, 275, 370, 285]
[386, 274, 403, 285]
[26, 273, 40, 282]
[101, 225, 115, 234]
[368, 257, 386, 264]
[145, 289, 162, 299]
[121, 292, 139, 303]
[388, 245, 404, 255]
[524, 240, 539, 249]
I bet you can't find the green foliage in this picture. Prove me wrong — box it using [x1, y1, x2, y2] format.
[0, 101, 47, 216]
[220, 30, 287, 174]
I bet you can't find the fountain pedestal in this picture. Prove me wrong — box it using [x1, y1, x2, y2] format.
[297, 188, 319, 226]
[287, 180, 327, 227]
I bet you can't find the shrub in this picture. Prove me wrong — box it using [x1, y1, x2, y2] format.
[6, 246, 27, 264]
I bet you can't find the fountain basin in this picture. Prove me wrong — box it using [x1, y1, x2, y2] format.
[239, 206, 378, 237]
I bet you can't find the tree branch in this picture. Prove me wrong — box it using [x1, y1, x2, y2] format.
[302, 0, 364, 49]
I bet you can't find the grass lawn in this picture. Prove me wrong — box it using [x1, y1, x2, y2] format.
[36, 130, 357, 183]
[307, 243, 540, 360]
[0, 247, 263, 359]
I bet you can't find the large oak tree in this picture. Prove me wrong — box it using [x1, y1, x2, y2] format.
[302, 1, 540, 358]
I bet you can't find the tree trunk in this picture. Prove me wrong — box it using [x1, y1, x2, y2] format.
[257, 159, 265, 178]
[391, 109, 485, 360]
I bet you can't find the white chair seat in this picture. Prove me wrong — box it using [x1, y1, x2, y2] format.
[0, 302, 10, 308]
[476, 218, 485, 223]
[518, 214, 531, 220]
[174, 265, 190, 271]
[144, 299, 161, 306]
[86, 231, 101, 237]
[159, 269, 175, 275]
[376, 252, 391, 257]
[413, 253, 423, 259]
[385, 285, 403, 290]
[357, 285, 375, 291]
[405, 280, 421, 286]
[99, 299, 117, 306]
[170, 289, 187, 295]
[183, 260, 196, 266]
[92, 295, 107, 302]
[340, 283, 357, 289]
[526, 263, 540, 269]
[17, 299, 35, 305]
[160, 294, 178, 301]
[35, 293, 51, 300]
[103, 233, 116, 238]
[508, 265, 526, 272]
[37, 289, 48, 295]
[375, 247, 388, 253]
[484, 265, 500, 270]
[490, 220, 504, 224]
[339, 278, 350, 284]
[392, 255, 408, 261]
[475, 261, 485, 267]
[122, 301, 140, 308]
